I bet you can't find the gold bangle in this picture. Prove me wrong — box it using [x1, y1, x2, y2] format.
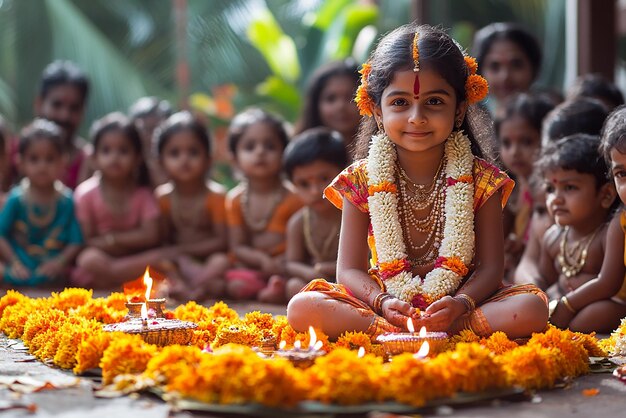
[372, 292, 393, 316]
[560, 296, 577, 314]
[455, 293, 476, 313]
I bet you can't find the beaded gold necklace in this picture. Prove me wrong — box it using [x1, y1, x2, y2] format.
[557, 225, 602, 278]
[240, 183, 284, 233]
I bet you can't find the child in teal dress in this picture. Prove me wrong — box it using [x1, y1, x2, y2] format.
[0, 119, 83, 286]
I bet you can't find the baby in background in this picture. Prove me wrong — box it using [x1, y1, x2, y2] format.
[537, 134, 624, 333]
[283, 128, 348, 300]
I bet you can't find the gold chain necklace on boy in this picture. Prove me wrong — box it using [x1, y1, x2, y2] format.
[303, 207, 340, 261]
[557, 225, 602, 278]
[397, 158, 447, 267]
[241, 184, 284, 233]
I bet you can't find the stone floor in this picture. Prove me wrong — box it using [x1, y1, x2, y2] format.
[1, 288, 626, 417]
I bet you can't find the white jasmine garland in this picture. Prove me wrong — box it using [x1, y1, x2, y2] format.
[366, 130, 475, 307]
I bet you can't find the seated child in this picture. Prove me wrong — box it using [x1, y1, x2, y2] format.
[153, 111, 229, 300]
[495, 93, 554, 281]
[71, 113, 160, 287]
[225, 108, 302, 302]
[283, 128, 348, 300]
[0, 119, 83, 286]
[128, 96, 173, 187]
[288, 23, 548, 340]
[537, 134, 625, 333]
[0, 115, 11, 196]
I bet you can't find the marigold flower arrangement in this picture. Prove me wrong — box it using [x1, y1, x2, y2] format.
[0, 290, 607, 409]
[600, 317, 626, 356]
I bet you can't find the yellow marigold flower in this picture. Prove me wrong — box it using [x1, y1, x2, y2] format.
[464, 56, 478, 75]
[22, 309, 67, 347]
[572, 331, 607, 357]
[243, 311, 274, 332]
[528, 326, 589, 378]
[465, 74, 489, 104]
[212, 321, 261, 348]
[0, 299, 44, 339]
[104, 292, 128, 311]
[143, 345, 204, 383]
[0, 290, 26, 318]
[496, 344, 562, 389]
[100, 333, 158, 384]
[304, 348, 383, 405]
[74, 330, 115, 374]
[480, 331, 518, 355]
[447, 329, 480, 351]
[50, 288, 93, 312]
[53, 317, 100, 369]
[335, 331, 372, 352]
[207, 301, 239, 321]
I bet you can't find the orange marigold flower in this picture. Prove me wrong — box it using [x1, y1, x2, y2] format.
[582, 388, 600, 396]
[355, 63, 375, 117]
[457, 174, 473, 184]
[442, 256, 469, 277]
[378, 259, 412, 279]
[335, 331, 373, 353]
[464, 56, 478, 75]
[465, 74, 489, 104]
[368, 182, 397, 196]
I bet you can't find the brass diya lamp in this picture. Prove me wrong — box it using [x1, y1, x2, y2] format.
[104, 267, 196, 347]
[274, 326, 326, 368]
[376, 318, 448, 358]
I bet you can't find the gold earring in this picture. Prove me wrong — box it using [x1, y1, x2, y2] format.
[455, 118, 462, 129]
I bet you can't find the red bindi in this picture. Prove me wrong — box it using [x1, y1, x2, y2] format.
[413, 72, 420, 99]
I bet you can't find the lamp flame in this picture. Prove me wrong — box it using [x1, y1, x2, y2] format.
[313, 340, 324, 351]
[294, 340, 302, 350]
[279, 340, 286, 350]
[415, 341, 430, 358]
[419, 326, 427, 337]
[357, 347, 366, 358]
[407, 317, 415, 333]
[308, 326, 317, 349]
[143, 267, 153, 300]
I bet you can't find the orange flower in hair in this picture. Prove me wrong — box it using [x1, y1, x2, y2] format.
[355, 63, 375, 117]
[464, 56, 478, 75]
[465, 74, 489, 104]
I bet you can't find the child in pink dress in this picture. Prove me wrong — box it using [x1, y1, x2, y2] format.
[72, 113, 160, 287]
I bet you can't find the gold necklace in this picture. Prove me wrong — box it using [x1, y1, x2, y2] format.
[303, 207, 340, 261]
[557, 225, 602, 278]
[171, 188, 208, 230]
[397, 159, 447, 266]
[240, 182, 284, 233]
[23, 180, 60, 228]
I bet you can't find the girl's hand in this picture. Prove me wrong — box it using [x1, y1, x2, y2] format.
[420, 296, 466, 332]
[10, 260, 30, 280]
[381, 297, 416, 329]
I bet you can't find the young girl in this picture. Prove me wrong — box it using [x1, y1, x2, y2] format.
[295, 60, 361, 149]
[153, 111, 229, 300]
[71, 112, 160, 288]
[0, 119, 83, 286]
[283, 128, 348, 300]
[287, 24, 549, 340]
[495, 93, 554, 280]
[537, 134, 624, 333]
[225, 108, 302, 302]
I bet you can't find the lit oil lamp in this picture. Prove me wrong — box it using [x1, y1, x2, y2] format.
[275, 326, 326, 368]
[104, 266, 197, 346]
[376, 318, 448, 357]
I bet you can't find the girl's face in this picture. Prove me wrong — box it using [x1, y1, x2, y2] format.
[94, 130, 140, 182]
[318, 75, 361, 141]
[160, 130, 210, 184]
[234, 122, 284, 180]
[610, 148, 626, 204]
[375, 68, 465, 156]
[499, 115, 541, 179]
[20, 139, 64, 189]
[36, 84, 85, 143]
[482, 39, 534, 103]
[543, 168, 613, 227]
